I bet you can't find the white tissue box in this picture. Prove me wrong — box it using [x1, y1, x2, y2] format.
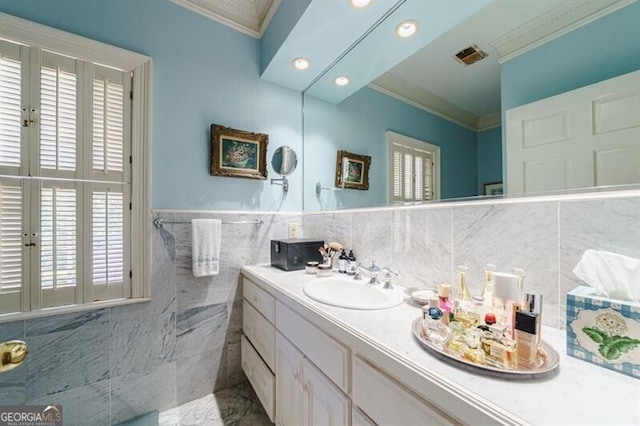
[566, 286, 640, 379]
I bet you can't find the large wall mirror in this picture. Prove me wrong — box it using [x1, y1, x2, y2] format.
[302, 0, 640, 211]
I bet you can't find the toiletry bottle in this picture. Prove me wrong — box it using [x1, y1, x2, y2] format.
[437, 283, 453, 325]
[462, 328, 485, 365]
[455, 265, 473, 301]
[481, 263, 497, 304]
[346, 250, 356, 275]
[447, 321, 467, 356]
[525, 292, 543, 336]
[423, 307, 450, 350]
[338, 250, 347, 273]
[515, 310, 540, 369]
[453, 300, 479, 328]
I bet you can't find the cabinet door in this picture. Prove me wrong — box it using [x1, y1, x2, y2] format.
[275, 333, 304, 426]
[303, 358, 351, 426]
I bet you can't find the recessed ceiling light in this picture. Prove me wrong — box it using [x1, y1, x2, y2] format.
[350, 0, 372, 8]
[334, 76, 350, 86]
[395, 20, 419, 38]
[291, 57, 310, 71]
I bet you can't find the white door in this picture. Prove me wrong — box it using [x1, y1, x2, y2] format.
[505, 70, 640, 194]
[302, 358, 351, 426]
[275, 333, 304, 426]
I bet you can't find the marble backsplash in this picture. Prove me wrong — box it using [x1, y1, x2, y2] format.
[1, 191, 637, 423]
[302, 192, 640, 330]
[0, 211, 300, 425]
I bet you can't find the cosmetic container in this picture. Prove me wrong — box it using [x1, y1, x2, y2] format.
[305, 261, 319, 274]
[317, 264, 332, 278]
[437, 283, 453, 325]
[462, 328, 485, 364]
[424, 307, 450, 350]
[515, 310, 540, 369]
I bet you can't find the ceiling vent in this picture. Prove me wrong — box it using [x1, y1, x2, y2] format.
[454, 44, 488, 66]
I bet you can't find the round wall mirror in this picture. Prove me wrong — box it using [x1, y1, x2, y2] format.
[271, 146, 298, 176]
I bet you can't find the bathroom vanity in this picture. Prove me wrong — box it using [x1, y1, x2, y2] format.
[240, 265, 639, 426]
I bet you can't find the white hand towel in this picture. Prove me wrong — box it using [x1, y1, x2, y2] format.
[192, 219, 222, 277]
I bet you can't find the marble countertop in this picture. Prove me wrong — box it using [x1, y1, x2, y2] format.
[242, 265, 640, 426]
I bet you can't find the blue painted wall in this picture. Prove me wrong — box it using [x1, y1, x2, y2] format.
[476, 126, 502, 195]
[0, 0, 303, 212]
[304, 87, 478, 210]
[502, 2, 640, 112]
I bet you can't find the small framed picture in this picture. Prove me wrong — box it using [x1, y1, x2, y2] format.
[483, 181, 504, 196]
[211, 124, 268, 180]
[335, 150, 371, 190]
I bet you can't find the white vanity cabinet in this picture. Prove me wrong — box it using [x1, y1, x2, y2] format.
[275, 333, 351, 426]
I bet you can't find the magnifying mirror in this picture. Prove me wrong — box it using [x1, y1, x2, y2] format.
[271, 146, 298, 192]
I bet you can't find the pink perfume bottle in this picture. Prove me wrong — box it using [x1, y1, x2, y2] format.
[438, 283, 453, 325]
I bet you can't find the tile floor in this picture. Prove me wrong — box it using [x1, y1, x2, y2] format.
[159, 381, 272, 426]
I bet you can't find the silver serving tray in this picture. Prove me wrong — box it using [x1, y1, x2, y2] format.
[412, 318, 560, 378]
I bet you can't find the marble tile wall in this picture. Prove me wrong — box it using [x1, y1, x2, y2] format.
[303, 192, 640, 329]
[0, 211, 299, 425]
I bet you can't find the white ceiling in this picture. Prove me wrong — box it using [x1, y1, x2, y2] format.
[172, 0, 634, 130]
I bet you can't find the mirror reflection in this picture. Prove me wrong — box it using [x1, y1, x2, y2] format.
[271, 145, 298, 176]
[302, 0, 640, 211]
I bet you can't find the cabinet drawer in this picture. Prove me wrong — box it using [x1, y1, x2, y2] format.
[276, 301, 350, 392]
[243, 300, 275, 370]
[353, 356, 456, 426]
[241, 335, 275, 422]
[243, 278, 275, 322]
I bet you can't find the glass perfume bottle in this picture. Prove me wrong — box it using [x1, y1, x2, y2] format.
[515, 310, 540, 369]
[424, 307, 450, 350]
[455, 265, 473, 301]
[462, 328, 485, 365]
[481, 263, 497, 303]
[453, 300, 480, 328]
[447, 321, 467, 356]
[484, 337, 516, 369]
[437, 283, 453, 325]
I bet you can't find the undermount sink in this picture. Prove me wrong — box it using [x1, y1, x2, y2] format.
[303, 276, 405, 310]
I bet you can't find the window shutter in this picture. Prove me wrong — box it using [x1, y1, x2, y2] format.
[91, 65, 129, 182]
[39, 52, 77, 177]
[0, 179, 23, 313]
[91, 183, 129, 301]
[388, 134, 438, 203]
[0, 41, 23, 174]
[392, 145, 402, 201]
[39, 182, 79, 308]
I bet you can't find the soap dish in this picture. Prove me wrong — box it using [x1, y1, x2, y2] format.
[406, 287, 437, 305]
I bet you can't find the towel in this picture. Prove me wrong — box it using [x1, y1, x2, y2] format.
[192, 219, 221, 277]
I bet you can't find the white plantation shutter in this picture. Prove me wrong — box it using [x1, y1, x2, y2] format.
[388, 131, 440, 203]
[91, 184, 130, 300]
[0, 179, 23, 313]
[0, 40, 23, 175]
[39, 52, 78, 177]
[91, 65, 130, 182]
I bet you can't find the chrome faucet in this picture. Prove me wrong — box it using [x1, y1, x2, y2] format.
[380, 267, 400, 290]
[352, 260, 380, 284]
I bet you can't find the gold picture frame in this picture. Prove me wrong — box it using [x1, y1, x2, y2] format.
[335, 150, 371, 190]
[211, 124, 268, 180]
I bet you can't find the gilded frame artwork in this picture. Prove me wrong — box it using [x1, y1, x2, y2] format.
[335, 150, 371, 190]
[483, 181, 504, 196]
[211, 124, 268, 180]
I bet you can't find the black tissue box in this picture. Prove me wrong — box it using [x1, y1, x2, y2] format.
[270, 239, 324, 271]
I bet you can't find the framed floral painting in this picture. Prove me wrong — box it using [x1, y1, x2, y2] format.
[335, 150, 371, 190]
[211, 124, 268, 179]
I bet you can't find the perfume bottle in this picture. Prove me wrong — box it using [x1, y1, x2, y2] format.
[484, 338, 516, 369]
[447, 321, 467, 356]
[462, 328, 485, 365]
[515, 310, 540, 369]
[481, 263, 497, 303]
[525, 292, 543, 336]
[455, 265, 473, 301]
[424, 307, 450, 350]
[453, 300, 480, 328]
[438, 283, 453, 325]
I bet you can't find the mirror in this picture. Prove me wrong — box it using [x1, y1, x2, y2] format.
[302, 1, 639, 211]
[270, 145, 298, 193]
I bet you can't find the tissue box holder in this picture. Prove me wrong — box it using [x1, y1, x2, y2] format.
[566, 286, 640, 379]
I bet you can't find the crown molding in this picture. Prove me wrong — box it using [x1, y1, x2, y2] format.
[171, 0, 280, 38]
[490, 0, 635, 64]
[477, 112, 502, 131]
[370, 73, 479, 131]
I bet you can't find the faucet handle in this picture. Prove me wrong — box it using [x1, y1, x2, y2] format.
[369, 259, 380, 272]
[381, 267, 400, 289]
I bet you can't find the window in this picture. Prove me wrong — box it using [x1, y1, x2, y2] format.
[0, 13, 151, 317]
[387, 131, 440, 203]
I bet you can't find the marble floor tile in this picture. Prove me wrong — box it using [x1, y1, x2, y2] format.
[159, 381, 271, 426]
